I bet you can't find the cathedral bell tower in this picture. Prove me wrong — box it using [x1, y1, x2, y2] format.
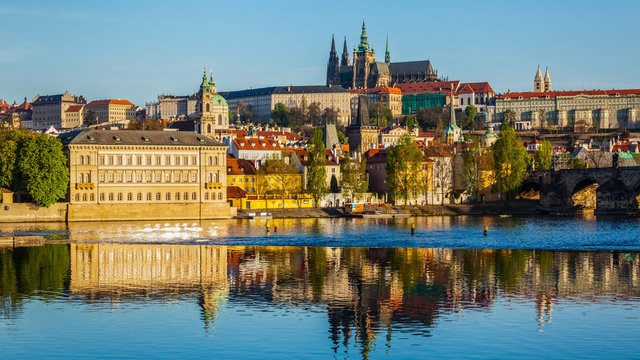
[198, 67, 229, 140]
[352, 18, 376, 89]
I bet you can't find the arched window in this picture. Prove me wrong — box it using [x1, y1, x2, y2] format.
[218, 114, 222, 125]
[86, 156, 90, 165]
[147, 193, 152, 201]
[192, 192, 197, 200]
[166, 192, 171, 200]
[184, 192, 188, 201]
[206, 103, 210, 112]
[218, 192, 223, 200]
[208, 156, 213, 165]
[205, 193, 209, 200]
[175, 192, 180, 200]
[79, 156, 84, 165]
[79, 173, 84, 183]
[207, 173, 212, 183]
[82, 194, 87, 202]
[156, 192, 161, 200]
[213, 156, 218, 165]
[75, 194, 80, 202]
[207, 124, 211, 133]
[213, 173, 218, 182]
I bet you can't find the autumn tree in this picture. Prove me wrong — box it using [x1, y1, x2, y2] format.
[533, 140, 553, 170]
[415, 106, 445, 130]
[340, 151, 368, 203]
[321, 107, 339, 125]
[491, 123, 530, 200]
[386, 133, 425, 205]
[263, 156, 300, 209]
[306, 128, 328, 207]
[127, 118, 165, 131]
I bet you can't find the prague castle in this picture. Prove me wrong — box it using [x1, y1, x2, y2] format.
[327, 19, 439, 89]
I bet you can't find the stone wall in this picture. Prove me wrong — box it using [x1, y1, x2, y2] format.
[0, 202, 234, 223]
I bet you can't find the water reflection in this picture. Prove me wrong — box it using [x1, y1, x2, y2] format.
[1, 243, 639, 357]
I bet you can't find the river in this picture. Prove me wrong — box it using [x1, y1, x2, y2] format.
[1, 216, 639, 359]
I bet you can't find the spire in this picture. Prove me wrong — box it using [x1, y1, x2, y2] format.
[341, 36, 350, 67]
[200, 67, 211, 93]
[535, 65, 543, 80]
[330, 34, 337, 54]
[450, 84, 456, 127]
[357, 17, 372, 53]
[384, 34, 390, 65]
[544, 67, 550, 81]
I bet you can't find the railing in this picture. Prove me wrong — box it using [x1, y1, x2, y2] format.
[75, 183, 94, 190]
[205, 182, 223, 189]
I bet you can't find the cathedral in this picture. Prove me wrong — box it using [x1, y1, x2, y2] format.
[327, 20, 439, 89]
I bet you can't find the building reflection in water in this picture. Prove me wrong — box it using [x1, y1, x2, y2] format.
[2, 243, 633, 355]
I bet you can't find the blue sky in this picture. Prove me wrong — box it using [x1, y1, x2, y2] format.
[1, 0, 639, 106]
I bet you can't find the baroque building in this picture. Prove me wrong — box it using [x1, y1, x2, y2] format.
[197, 69, 230, 141]
[31, 91, 86, 131]
[327, 20, 439, 90]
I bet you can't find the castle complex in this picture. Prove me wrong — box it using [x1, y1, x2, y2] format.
[327, 20, 439, 89]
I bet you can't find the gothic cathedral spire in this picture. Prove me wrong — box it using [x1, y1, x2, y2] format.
[341, 36, 350, 67]
[385, 34, 390, 65]
[326, 34, 340, 86]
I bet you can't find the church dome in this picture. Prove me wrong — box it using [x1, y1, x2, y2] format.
[211, 94, 228, 106]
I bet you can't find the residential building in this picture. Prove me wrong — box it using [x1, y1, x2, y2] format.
[379, 125, 418, 147]
[222, 85, 352, 125]
[326, 20, 439, 89]
[456, 82, 496, 111]
[146, 94, 198, 120]
[31, 91, 86, 131]
[226, 156, 258, 194]
[230, 137, 282, 162]
[290, 148, 341, 188]
[65, 105, 85, 126]
[0, 99, 32, 129]
[84, 99, 137, 127]
[58, 129, 231, 220]
[348, 86, 402, 117]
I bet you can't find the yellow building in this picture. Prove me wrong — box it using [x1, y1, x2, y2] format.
[59, 129, 232, 220]
[84, 99, 137, 127]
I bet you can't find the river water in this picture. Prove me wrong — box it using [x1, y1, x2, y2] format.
[1, 216, 639, 359]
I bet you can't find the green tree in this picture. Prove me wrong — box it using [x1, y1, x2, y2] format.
[401, 115, 415, 129]
[83, 109, 97, 126]
[17, 133, 69, 207]
[534, 140, 553, 170]
[337, 130, 348, 144]
[415, 106, 444, 130]
[568, 157, 587, 169]
[369, 102, 393, 127]
[126, 118, 165, 131]
[306, 128, 328, 207]
[263, 156, 300, 209]
[237, 100, 254, 123]
[330, 174, 339, 193]
[340, 151, 368, 203]
[503, 109, 517, 125]
[271, 103, 292, 127]
[0, 130, 20, 189]
[464, 105, 477, 129]
[321, 107, 339, 125]
[491, 123, 530, 200]
[386, 133, 425, 205]
[308, 102, 322, 126]
[462, 142, 485, 200]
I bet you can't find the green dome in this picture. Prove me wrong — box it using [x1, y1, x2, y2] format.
[483, 132, 497, 138]
[211, 94, 227, 106]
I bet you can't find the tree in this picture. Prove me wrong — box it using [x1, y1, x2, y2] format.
[503, 109, 517, 125]
[83, 109, 97, 126]
[386, 133, 425, 205]
[462, 142, 483, 200]
[337, 130, 348, 144]
[568, 157, 587, 169]
[306, 128, 328, 207]
[308, 102, 322, 126]
[237, 100, 253, 123]
[0, 130, 20, 189]
[534, 140, 553, 170]
[263, 156, 300, 209]
[17, 133, 69, 207]
[401, 116, 415, 129]
[321, 107, 339, 125]
[415, 107, 445, 130]
[271, 103, 292, 127]
[464, 105, 477, 129]
[369, 102, 393, 127]
[330, 174, 339, 193]
[491, 123, 530, 200]
[126, 118, 165, 131]
[340, 151, 368, 203]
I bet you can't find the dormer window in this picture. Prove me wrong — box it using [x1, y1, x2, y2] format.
[142, 136, 150, 142]
[113, 135, 121, 142]
[87, 135, 95, 141]
[170, 136, 178, 142]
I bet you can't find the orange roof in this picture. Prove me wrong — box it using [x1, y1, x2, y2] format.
[256, 130, 302, 141]
[348, 86, 401, 95]
[499, 88, 640, 100]
[227, 186, 247, 199]
[458, 82, 494, 94]
[227, 158, 257, 175]
[65, 105, 84, 113]
[86, 99, 135, 107]
[233, 137, 281, 151]
[396, 81, 461, 95]
[341, 144, 349, 153]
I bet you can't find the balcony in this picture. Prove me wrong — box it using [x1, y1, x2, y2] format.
[75, 183, 95, 190]
[205, 182, 223, 189]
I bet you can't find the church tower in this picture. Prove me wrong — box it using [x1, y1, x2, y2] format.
[326, 35, 340, 86]
[533, 66, 543, 92]
[384, 34, 390, 65]
[352, 18, 376, 89]
[198, 68, 229, 141]
[544, 67, 552, 92]
[341, 36, 350, 67]
[347, 94, 379, 154]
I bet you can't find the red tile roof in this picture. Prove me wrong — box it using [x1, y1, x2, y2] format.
[227, 186, 247, 199]
[65, 105, 84, 113]
[458, 82, 494, 94]
[499, 89, 640, 100]
[256, 130, 302, 141]
[86, 99, 135, 107]
[227, 157, 257, 175]
[233, 137, 281, 151]
[348, 86, 402, 95]
[396, 81, 461, 95]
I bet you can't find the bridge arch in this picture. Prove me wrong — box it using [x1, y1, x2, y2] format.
[569, 177, 599, 210]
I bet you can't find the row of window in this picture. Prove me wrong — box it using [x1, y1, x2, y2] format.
[73, 191, 224, 202]
[94, 154, 214, 166]
[88, 171, 221, 184]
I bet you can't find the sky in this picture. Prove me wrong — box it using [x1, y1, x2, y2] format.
[1, 0, 639, 106]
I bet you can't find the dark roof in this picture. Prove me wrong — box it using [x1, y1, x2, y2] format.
[389, 61, 434, 75]
[221, 85, 347, 99]
[167, 120, 196, 132]
[227, 186, 247, 199]
[371, 62, 390, 76]
[59, 129, 225, 147]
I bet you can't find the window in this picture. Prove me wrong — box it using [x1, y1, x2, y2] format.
[218, 192, 223, 200]
[208, 156, 213, 165]
[146, 173, 151, 182]
[175, 157, 180, 165]
[156, 192, 161, 201]
[99, 156, 105, 165]
[109, 193, 114, 201]
[146, 193, 151, 201]
[79, 156, 84, 165]
[205, 193, 209, 200]
[166, 192, 171, 200]
[213, 156, 218, 165]
[117, 173, 123, 182]
[183, 173, 188, 182]
[165, 155, 171, 165]
[184, 192, 188, 201]
[183, 156, 188, 165]
[155, 156, 161, 165]
[75, 194, 80, 201]
[100, 173, 105, 183]
[136, 155, 142, 165]
[79, 173, 84, 183]
[156, 173, 161, 182]
[175, 173, 180, 182]
[191, 156, 197, 165]
[137, 193, 142, 201]
[136, 173, 142, 182]
[118, 193, 123, 201]
[165, 173, 171, 182]
[175, 192, 181, 200]
[191, 173, 197, 182]
[117, 156, 123, 165]
[127, 193, 133, 201]
[146, 155, 152, 165]
[127, 173, 133, 182]
[127, 156, 132, 165]
[192, 192, 197, 200]
[100, 193, 105, 201]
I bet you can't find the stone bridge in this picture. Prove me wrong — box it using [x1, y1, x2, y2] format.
[525, 167, 640, 214]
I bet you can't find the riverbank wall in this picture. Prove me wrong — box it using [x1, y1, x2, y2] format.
[0, 202, 236, 223]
